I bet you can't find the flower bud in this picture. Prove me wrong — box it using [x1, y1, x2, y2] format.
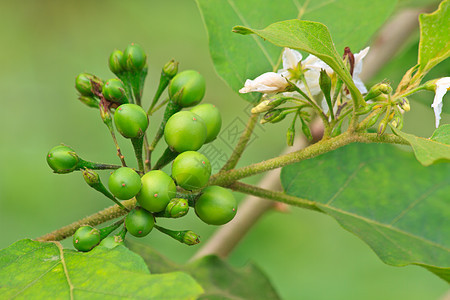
[122, 43, 147, 72]
[102, 79, 127, 104]
[356, 103, 377, 115]
[319, 69, 332, 98]
[99, 101, 112, 126]
[82, 168, 100, 187]
[75, 73, 103, 96]
[398, 98, 410, 112]
[78, 95, 99, 108]
[251, 95, 290, 114]
[300, 118, 312, 141]
[108, 49, 125, 75]
[286, 127, 295, 146]
[165, 198, 189, 218]
[182, 231, 200, 246]
[239, 72, 289, 94]
[364, 83, 392, 101]
[47, 145, 79, 174]
[163, 59, 179, 79]
[261, 109, 282, 124]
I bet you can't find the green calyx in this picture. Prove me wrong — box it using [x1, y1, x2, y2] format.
[109, 49, 125, 75]
[102, 78, 128, 104]
[164, 198, 189, 218]
[169, 70, 206, 107]
[75, 73, 103, 97]
[73, 225, 101, 252]
[125, 207, 155, 237]
[47, 145, 79, 174]
[190, 103, 222, 143]
[163, 59, 179, 78]
[172, 151, 211, 191]
[114, 104, 149, 139]
[154, 225, 200, 246]
[78, 95, 99, 108]
[122, 43, 147, 72]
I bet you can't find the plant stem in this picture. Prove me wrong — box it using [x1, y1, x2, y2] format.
[36, 199, 136, 242]
[77, 159, 122, 170]
[149, 98, 169, 116]
[131, 137, 145, 173]
[220, 113, 258, 171]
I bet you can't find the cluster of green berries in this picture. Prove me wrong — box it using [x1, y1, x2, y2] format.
[46, 43, 237, 252]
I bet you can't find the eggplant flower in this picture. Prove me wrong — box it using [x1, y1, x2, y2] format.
[239, 72, 289, 94]
[431, 77, 450, 128]
[351, 47, 370, 94]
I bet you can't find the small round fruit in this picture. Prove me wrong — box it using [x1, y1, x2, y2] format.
[46, 145, 79, 174]
[136, 170, 176, 212]
[108, 49, 125, 75]
[73, 225, 101, 252]
[114, 104, 148, 139]
[195, 186, 237, 225]
[75, 73, 102, 96]
[172, 151, 211, 190]
[190, 103, 222, 143]
[165, 198, 189, 218]
[108, 167, 142, 200]
[125, 207, 155, 237]
[168, 70, 205, 107]
[102, 78, 127, 104]
[164, 111, 207, 152]
[122, 43, 147, 72]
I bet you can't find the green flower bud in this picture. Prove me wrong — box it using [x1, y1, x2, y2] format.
[364, 83, 392, 101]
[165, 198, 189, 218]
[286, 127, 295, 146]
[75, 73, 103, 96]
[99, 101, 112, 126]
[108, 49, 125, 75]
[163, 59, 179, 79]
[102, 79, 127, 104]
[398, 98, 410, 112]
[182, 231, 200, 246]
[78, 95, 99, 108]
[319, 69, 332, 98]
[251, 95, 290, 114]
[47, 145, 79, 174]
[82, 168, 100, 187]
[300, 118, 312, 141]
[261, 109, 282, 124]
[123, 43, 147, 72]
[356, 103, 377, 115]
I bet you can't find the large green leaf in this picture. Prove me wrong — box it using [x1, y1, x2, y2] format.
[392, 125, 450, 166]
[0, 239, 203, 299]
[128, 241, 280, 300]
[417, 0, 450, 75]
[280, 143, 450, 282]
[196, 0, 397, 103]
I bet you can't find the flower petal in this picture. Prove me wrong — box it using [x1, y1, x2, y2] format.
[431, 77, 450, 128]
[239, 72, 288, 94]
[282, 48, 302, 70]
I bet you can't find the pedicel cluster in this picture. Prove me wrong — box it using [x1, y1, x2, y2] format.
[46, 43, 237, 252]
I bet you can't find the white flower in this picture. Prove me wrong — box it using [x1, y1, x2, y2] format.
[431, 77, 450, 128]
[239, 72, 289, 94]
[352, 47, 370, 94]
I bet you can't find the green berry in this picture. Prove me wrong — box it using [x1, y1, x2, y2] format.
[46, 145, 79, 174]
[190, 103, 222, 143]
[108, 49, 125, 75]
[75, 73, 102, 96]
[136, 170, 176, 212]
[114, 104, 148, 139]
[123, 43, 147, 72]
[164, 111, 207, 152]
[125, 207, 155, 237]
[169, 70, 205, 107]
[195, 186, 237, 225]
[108, 167, 142, 200]
[102, 78, 127, 104]
[172, 151, 211, 190]
[165, 198, 189, 218]
[73, 225, 101, 252]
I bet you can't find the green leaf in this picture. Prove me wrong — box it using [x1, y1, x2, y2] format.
[392, 125, 450, 166]
[280, 143, 450, 282]
[417, 0, 450, 76]
[196, 0, 397, 103]
[233, 20, 364, 106]
[0, 239, 203, 299]
[127, 241, 281, 300]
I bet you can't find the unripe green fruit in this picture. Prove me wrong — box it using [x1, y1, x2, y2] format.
[114, 104, 148, 139]
[136, 170, 176, 212]
[75, 73, 102, 96]
[125, 207, 155, 237]
[164, 111, 207, 152]
[102, 79, 127, 104]
[109, 49, 125, 75]
[172, 151, 211, 190]
[47, 145, 79, 174]
[123, 43, 147, 72]
[190, 103, 222, 143]
[169, 70, 205, 107]
[73, 225, 101, 252]
[195, 186, 237, 225]
[108, 167, 142, 200]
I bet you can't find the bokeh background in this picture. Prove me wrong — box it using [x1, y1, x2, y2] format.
[0, 1, 448, 299]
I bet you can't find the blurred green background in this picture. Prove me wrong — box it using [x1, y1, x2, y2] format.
[0, 1, 448, 299]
